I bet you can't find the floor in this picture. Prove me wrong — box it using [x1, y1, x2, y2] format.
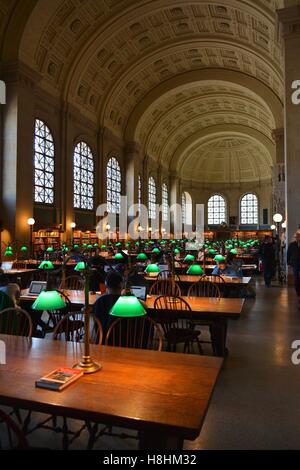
[2, 277, 300, 450]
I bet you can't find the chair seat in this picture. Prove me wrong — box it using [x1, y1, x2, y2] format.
[165, 327, 200, 344]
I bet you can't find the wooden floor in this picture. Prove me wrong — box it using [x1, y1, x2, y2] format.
[2, 277, 300, 450]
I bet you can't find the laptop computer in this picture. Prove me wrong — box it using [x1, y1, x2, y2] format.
[1, 261, 13, 270]
[130, 285, 147, 301]
[27, 281, 47, 296]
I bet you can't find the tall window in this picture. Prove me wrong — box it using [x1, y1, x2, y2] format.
[162, 183, 168, 221]
[73, 142, 94, 210]
[182, 191, 192, 225]
[138, 174, 142, 216]
[34, 119, 55, 204]
[107, 156, 121, 213]
[148, 176, 156, 219]
[208, 194, 226, 225]
[240, 193, 258, 224]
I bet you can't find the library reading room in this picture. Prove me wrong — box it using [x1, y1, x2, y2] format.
[0, 0, 300, 454]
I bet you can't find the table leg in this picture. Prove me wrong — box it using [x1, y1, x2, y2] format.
[138, 431, 184, 450]
[210, 320, 228, 357]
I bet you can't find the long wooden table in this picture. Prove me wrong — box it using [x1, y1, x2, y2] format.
[145, 274, 251, 286]
[0, 335, 223, 449]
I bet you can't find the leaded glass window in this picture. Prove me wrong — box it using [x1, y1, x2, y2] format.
[148, 176, 156, 220]
[138, 174, 142, 216]
[107, 156, 121, 213]
[162, 183, 168, 221]
[208, 195, 226, 225]
[73, 142, 94, 210]
[240, 193, 258, 224]
[34, 119, 55, 204]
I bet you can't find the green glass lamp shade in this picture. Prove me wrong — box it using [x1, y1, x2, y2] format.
[208, 249, 216, 255]
[73, 244, 79, 249]
[152, 247, 160, 253]
[214, 254, 225, 262]
[32, 290, 66, 311]
[114, 253, 124, 260]
[6, 246, 13, 252]
[116, 242, 122, 247]
[226, 244, 233, 250]
[82, 243, 87, 247]
[38, 260, 54, 270]
[46, 247, 54, 252]
[174, 248, 180, 254]
[101, 244, 107, 249]
[20, 246, 28, 252]
[149, 241, 155, 245]
[87, 244, 93, 249]
[62, 247, 69, 252]
[230, 248, 238, 255]
[187, 264, 204, 275]
[137, 253, 147, 261]
[93, 243, 99, 247]
[126, 242, 131, 247]
[4, 250, 13, 257]
[109, 295, 146, 317]
[75, 261, 86, 271]
[135, 241, 140, 246]
[145, 263, 160, 273]
[184, 254, 195, 262]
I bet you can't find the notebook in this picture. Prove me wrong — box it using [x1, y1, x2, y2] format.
[35, 367, 83, 391]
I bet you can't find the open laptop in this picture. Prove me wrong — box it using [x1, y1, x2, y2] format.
[27, 281, 47, 296]
[1, 261, 13, 270]
[130, 285, 147, 301]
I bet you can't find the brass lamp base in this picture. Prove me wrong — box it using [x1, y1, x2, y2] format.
[73, 355, 102, 374]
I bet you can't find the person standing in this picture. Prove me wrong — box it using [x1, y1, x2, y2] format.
[259, 236, 276, 287]
[287, 229, 300, 304]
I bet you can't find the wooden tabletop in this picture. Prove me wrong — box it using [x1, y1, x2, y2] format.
[3, 269, 38, 275]
[21, 289, 96, 305]
[146, 295, 244, 318]
[145, 275, 251, 285]
[0, 335, 223, 443]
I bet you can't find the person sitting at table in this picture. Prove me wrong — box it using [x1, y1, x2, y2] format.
[0, 273, 20, 307]
[226, 252, 242, 277]
[93, 271, 123, 341]
[211, 260, 240, 277]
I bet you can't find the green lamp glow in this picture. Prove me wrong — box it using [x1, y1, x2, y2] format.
[38, 260, 54, 270]
[87, 244, 93, 249]
[137, 253, 147, 261]
[46, 247, 54, 252]
[214, 254, 225, 262]
[73, 244, 79, 249]
[101, 244, 107, 249]
[114, 253, 124, 260]
[62, 247, 69, 252]
[174, 248, 180, 254]
[184, 254, 195, 262]
[93, 243, 99, 247]
[75, 261, 86, 271]
[109, 294, 146, 317]
[230, 248, 238, 255]
[208, 249, 216, 255]
[187, 264, 204, 275]
[116, 242, 122, 247]
[145, 263, 160, 274]
[152, 247, 160, 253]
[32, 290, 66, 310]
[82, 243, 87, 247]
[20, 246, 28, 252]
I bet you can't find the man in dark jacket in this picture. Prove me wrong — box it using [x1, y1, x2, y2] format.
[259, 236, 276, 287]
[287, 229, 300, 299]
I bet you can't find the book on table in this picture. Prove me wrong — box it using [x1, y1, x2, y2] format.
[35, 367, 83, 391]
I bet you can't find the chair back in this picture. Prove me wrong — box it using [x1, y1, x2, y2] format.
[12, 262, 27, 269]
[59, 275, 84, 290]
[105, 315, 163, 351]
[153, 295, 192, 335]
[187, 281, 221, 298]
[157, 270, 180, 281]
[149, 279, 181, 296]
[53, 312, 103, 344]
[201, 274, 225, 284]
[0, 307, 33, 338]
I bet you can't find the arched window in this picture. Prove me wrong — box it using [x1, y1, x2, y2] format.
[182, 191, 192, 225]
[73, 142, 94, 210]
[34, 119, 55, 204]
[148, 176, 156, 219]
[107, 156, 121, 213]
[240, 193, 258, 224]
[138, 174, 142, 216]
[208, 194, 226, 225]
[162, 183, 168, 221]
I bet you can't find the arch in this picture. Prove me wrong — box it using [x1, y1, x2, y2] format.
[73, 141, 94, 211]
[207, 194, 227, 226]
[33, 118, 55, 205]
[240, 193, 259, 225]
[106, 155, 121, 214]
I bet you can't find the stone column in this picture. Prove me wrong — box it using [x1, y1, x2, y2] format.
[272, 128, 285, 219]
[125, 141, 140, 239]
[169, 172, 181, 239]
[278, 7, 300, 244]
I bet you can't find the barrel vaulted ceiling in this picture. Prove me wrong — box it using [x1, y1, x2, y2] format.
[0, 0, 286, 183]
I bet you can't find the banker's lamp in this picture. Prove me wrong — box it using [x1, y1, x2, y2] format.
[184, 254, 195, 262]
[114, 253, 124, 260]
[109, 293, 146, 318]
[214, 254, 225, 262]
[137, 253, 147, 261]
[145, 263, 160, 277]
[187, 264, 204, 275]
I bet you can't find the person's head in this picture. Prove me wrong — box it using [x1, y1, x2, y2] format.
[217, 260, 227, 271]
[295, 229, 300, 243]
[105, 271, 123, 294]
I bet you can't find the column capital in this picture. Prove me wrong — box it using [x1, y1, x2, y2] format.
[272, 128, 284, 144]
[278, 6, 300, 38]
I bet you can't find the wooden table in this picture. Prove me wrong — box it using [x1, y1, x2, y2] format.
[3, 269, 37, 275]
[0, 335, 223, 449]
[145, 274, 251, 286]
[146, 295, 244, 357]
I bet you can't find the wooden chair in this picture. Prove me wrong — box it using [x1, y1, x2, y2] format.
[59, 275, 84, 290]
[53, 312, 103, 345]
[105, 316, 163, 351]
[0, 307, 33, 338]
[201, 274, 225, 284]
[0, 409, 29, 449]
[157, 269, 180, 281]
[153, 295, 202, 354]
[187, 281, 221, 298]
[150, 279, 181, 297]
[42, 290, 72, 333]
[12, 261, 27, 269]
